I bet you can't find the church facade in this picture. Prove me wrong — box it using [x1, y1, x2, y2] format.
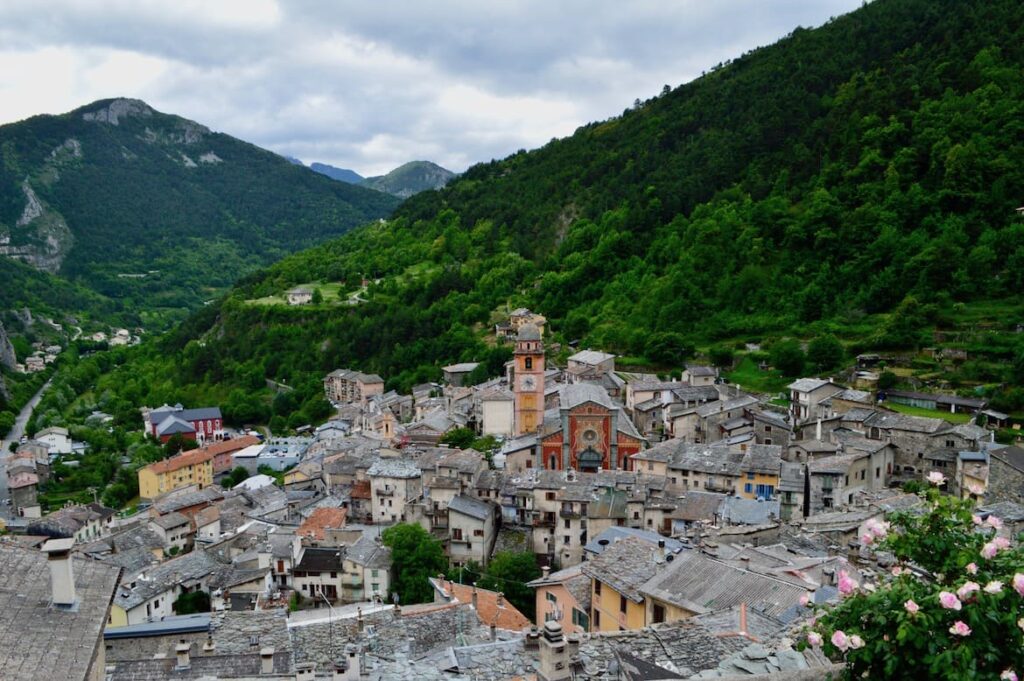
[540, 384, 645, 472]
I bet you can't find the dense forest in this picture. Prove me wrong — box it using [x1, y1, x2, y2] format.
[57, 0, 1024, 428]
[0, 99, 399, 329]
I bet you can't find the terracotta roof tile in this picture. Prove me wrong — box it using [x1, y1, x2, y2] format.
[146, 448, 214, 475]
[297, 507, 347, 540]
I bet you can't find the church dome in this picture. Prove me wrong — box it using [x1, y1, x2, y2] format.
[517, 323, 541, 341]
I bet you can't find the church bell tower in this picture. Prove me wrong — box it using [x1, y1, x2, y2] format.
[513, 324, 545, 435]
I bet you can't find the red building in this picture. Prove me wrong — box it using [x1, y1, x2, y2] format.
[144, 404, 223, 444]
[540, 384, 645, 472]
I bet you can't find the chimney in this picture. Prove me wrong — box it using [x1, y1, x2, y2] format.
[541, 566, 551, 579]
[261, 647, 275, 674]
[739, 603, 749, 637]
[42, 538, 77, 607]
[333, 644, 360, 680]
[357, 607, 364, 632]
[258, 543, 272, 570]
[739, 556, 751, 570]
[815, 418, 822, 442]
[525, 626, 541, 650]
[175, 641, 191, 670]
[497, 592, 505, 609]
[566, 633, 581, 659]
[490, 620, 497, 641]
[203, 635, 215, 652]
[539, 620, 571, 681]
[295, 662, 317, 681]
[471, 584, 479, 610]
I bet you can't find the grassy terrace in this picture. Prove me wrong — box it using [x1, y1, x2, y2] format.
[883, 401, 973, 424]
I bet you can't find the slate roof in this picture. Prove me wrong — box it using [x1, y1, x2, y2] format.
[0, 545, 122, 681]
[367, 457, 421, 478]
[295, 547, 344, 573]
[346, 535, 391, 569]
[447, 494, 493, 521]
[864, 411, 948, 433]
[582, 536, 664, 602]
[696, 395, 758, 418]
[155, 415, 195, 437]
[787, 378, 834, 393]
[639, 550, 808, 618]
[569, 350, 615, 366]
[560, 383, 615, 410]
[115, 550, 224, 610]
[150, 511, 190, 530]
[108, 650, 292, 680]
[671, 491, 727, 522]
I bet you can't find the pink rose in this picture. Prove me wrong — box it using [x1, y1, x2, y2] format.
[982, 542, 999, 559]
[1013, 574, 1024, 596]
[807, 631, 822, 647]
[831, 630, 849, 652]
[927, 471, 946, 485]
[799, 593, 811, 607]
[994, 536, 1011, 550]
[891, 566, 903, 577]
[985, 581, 1003, 594]
[987, 515, 1003, 529]
[848, 634, 864, 650]
[957, 582, 980, 600]
[1000, 671, 1018, 681]
[949, 620, 971, 636]
[966, 563, 978, 575]
[865, 518, 889, 538]
[838, 570, 858, 596]
[860, 533, 873, 546]
[972, 515, 984, 526]
[904, 599, 919, 614]
[939, 591, 962, 610]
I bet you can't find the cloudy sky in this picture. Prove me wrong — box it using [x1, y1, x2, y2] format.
[0, 1, 863, 176]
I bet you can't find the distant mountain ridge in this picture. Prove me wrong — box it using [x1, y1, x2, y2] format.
[309, 163, 364, 184]
[360, 161, 456, 198]
[0, 98, 399, 328]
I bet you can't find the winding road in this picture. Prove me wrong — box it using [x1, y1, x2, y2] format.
[0, 378, 52, 520]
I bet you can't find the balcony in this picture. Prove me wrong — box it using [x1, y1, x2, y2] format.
[376, 487, 395, 497]
[704, 480, 734, 494]
[532, 514, 555, 528]
[559, 506, 582, 519]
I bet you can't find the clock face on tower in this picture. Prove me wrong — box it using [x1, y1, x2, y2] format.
[519, 374, 537, 391]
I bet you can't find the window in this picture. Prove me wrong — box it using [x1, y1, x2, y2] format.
[595, 581, 602, 596]
[755, 484, 775, 499]
[620, 595, 627, 613]
[744, 483, 753, 494]
[547, 592, 558, 603]
[647, 461, 653, 470]
[594, 610, 601, 627]
[747, 472, 755, 480]
[633, 511, 640, 519]
[946, 439, 955, 448]
[572, 608, 590, 631]
[525, 358, 533, 370]
[765, 438, 772, 445]
[765, 425, 772, 434]
[474, 529, 483, 537]
[546, 492, 556, 501]
[860, 470, 866, 480]
[550, 456, 557, 469]
[563, 535, 570, 544]
[453, 528, 463, 540]
[564, 519, 571, 529]
[652, 603, 666, 624]
[371, 583, 379, 593]
[371, 569, 379, 577]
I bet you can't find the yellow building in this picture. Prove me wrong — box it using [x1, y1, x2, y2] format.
[581, 536, 664, 632]
[138, 449, 214, 500]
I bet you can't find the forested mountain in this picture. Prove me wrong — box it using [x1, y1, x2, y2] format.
[0, 99, 399, 329]
[360, 161, 456, 198]
[90, 0, 1024, 426]
[310, 163, 364, 184]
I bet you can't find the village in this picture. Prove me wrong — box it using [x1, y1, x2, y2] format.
[1, 309, 1022, 680]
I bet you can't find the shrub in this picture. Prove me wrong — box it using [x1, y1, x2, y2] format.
[802, 481, 1024, 679]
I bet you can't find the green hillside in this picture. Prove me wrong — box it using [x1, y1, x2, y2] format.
[360, 161, 456, 198]
[76, 0, 1024, 427]
[0, 99, 399, 329]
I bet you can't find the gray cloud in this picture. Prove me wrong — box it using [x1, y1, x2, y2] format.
[0, 1, 862, 175]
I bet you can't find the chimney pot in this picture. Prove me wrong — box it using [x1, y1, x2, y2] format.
[42, 538, 77, 607]
[471, 584, 479, 609]
[541, 566, 551, 579]
[175, 641, 191, 669]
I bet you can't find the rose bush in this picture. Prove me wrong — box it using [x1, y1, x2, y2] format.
[802, 485, 1024, 679]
